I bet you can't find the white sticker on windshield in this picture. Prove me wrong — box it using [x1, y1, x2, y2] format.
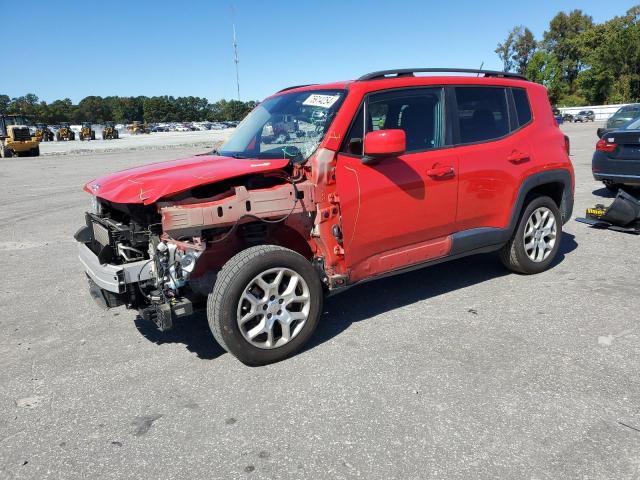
[303, 94, 340, 109]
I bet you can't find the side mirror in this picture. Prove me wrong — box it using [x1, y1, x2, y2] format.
[362, 129, 406, 164]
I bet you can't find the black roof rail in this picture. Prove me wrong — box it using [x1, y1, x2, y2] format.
[278, 84, 316, 93]
[357, 68, 527, 81]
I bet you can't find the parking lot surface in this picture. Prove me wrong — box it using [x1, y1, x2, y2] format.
[38, 129, 232, 156]
[1, 122, 639, 479]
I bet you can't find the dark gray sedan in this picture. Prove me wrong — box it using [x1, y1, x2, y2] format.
[593, 117, 640, 190]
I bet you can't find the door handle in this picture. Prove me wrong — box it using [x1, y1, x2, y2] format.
[507, 150, 530, 164]
[426, 165, 455, 179]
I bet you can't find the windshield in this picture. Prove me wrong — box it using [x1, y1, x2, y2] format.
[617, 106, 640, 116]
[219, 89, 346, 162]
[3, 116, 31, 126]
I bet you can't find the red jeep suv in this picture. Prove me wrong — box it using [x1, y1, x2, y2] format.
[75, 68, 574, 365]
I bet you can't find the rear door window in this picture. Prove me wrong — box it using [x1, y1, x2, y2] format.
[454, 87, 510, 144]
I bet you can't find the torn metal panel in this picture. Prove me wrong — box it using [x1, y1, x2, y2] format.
[160, 183, 316, 234]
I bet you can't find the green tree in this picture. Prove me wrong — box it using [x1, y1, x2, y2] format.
[513, 27, 537, 74]
[495, 29, 517, 72]
[542, 9, 594, 87]
[496, 26, 538, 74]
[0, 94, 10, 114]
[77, 96, 112, 124]
[46, 99, 74, 124]
[526, 50, 566, 103]
[576, 6, 640, 103]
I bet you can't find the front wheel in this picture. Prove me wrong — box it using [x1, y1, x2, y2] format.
[499, 196, 562, 274]
[207, 245, 323, 365]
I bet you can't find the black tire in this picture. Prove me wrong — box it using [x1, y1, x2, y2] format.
[499, 195, 563, 275]
[207, 245, 323, 365]
[1, 146, 11, 158]
[30, 147, 40, 156]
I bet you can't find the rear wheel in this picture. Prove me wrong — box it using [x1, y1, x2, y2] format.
[499, 195, 562, 274]
[207, 245, 323, 365]
[1, 146, 12, 158]
[30, 147, 40, 156]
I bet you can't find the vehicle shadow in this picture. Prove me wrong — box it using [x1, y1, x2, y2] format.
[133, 233, 578, 361]
[306, 232, 578, 352]
[592, 186, 640, 199]
[134, 309, 224, 360]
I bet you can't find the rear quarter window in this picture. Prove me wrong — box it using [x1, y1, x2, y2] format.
[512, 88, 532, 127]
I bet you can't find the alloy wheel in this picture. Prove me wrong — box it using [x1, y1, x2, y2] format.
[236, 267, 311, 349]
[523, 206, 557, 262]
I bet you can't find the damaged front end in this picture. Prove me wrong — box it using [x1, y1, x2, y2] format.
[74, 199, 201, 330]
[75, 170, 318, 331]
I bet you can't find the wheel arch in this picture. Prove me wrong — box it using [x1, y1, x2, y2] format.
[511, 169, 574, 228]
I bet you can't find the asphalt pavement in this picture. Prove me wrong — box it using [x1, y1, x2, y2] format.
[1, 122, 639, 479]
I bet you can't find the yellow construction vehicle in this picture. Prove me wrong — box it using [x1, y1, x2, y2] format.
[79, 122, 96, 141]
[56, 122, 76, 141]
[102, 121, 119, 140]
[34, 123, 54, 142]
[127, 121, 149, 134]
[0, 115, 40, 157]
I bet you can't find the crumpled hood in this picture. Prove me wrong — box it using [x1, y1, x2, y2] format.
[84, 154, 290, 205]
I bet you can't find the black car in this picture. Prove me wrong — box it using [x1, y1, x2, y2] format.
[562, 113, 574, 122]
[593, 117, 640, 190]
[574, 110, 595, 122]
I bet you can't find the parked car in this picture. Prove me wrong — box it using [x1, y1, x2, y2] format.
[593, 116, 640, 190]
[562, 113, 574, 123]
[599, 104, 640, 137]
[597, 114, 640, 139]
[574, 110, 595, 122]
[75, 68, 574, 365]
[553, 107, 563, 125]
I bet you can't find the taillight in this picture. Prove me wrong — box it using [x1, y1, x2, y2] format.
[596, 138, 617, 153]
[564, 135, 570, 156]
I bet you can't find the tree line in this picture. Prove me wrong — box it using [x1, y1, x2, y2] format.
[496, 5, 639, 106]
[0, 94, 258, 124]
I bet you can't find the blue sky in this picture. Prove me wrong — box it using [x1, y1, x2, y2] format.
[4, 0, 637, 103]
